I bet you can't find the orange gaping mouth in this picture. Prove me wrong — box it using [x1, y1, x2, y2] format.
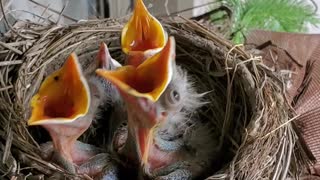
[97, 37, 176, 102]
[42, 94, 75, 118]
[28, 53, 90, 126]
[121, 0, 166, 55]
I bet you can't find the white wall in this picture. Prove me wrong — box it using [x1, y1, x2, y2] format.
[9, 0, 91, 24]
[193, 0, 211, 17]
[308, 0, 320, 33]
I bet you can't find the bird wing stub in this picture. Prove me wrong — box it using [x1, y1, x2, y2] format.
[28, 53, 90, 125]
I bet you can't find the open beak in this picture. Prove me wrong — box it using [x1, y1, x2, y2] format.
[97, 37, 175, 102]
[96, 37, 176, 165]
[128, 98, 163, 166]
[28, 53, 90, 126]
[121, 0, 167, 66]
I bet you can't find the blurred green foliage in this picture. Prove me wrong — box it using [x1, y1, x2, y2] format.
[210, 0, 320, 44]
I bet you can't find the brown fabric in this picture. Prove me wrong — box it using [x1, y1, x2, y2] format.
[294, 175, 320, 180]
[245, 30, 320, 175]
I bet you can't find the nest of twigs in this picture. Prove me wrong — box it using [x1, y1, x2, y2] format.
[0, 16, 312, 179]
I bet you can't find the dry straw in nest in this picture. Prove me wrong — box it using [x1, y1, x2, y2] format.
[0, 15, 312, 179]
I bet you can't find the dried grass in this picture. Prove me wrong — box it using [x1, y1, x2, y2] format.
[0, 14, 312, 179]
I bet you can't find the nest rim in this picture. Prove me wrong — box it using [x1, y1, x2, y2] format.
[0, 17, 309, 179]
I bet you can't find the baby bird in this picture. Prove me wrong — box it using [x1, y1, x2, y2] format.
[110, 0, 167, 159]
[97, 35, 175, 171]
[121, 0, 167, 67]
[97, 36, 219, 179]
[27, 43, 121, 176]
[143, 68, 219, 180]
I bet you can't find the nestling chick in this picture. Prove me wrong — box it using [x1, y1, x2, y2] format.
[27, 43, 121, 175]
[107, 0, 168, 161]
[97, 35, 175, 172]
[97, 37, 220, 179]
[76, 43, 124, 179]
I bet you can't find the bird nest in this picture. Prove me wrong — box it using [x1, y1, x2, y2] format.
[0, 17, 311, 179]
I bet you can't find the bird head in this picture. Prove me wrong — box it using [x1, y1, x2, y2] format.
[27, 53, 90, 126]
[86, 42, 121, 107]
[121, 0, 167, 67]
[95, 42, 121, 70]
[97, 36, 176, 166]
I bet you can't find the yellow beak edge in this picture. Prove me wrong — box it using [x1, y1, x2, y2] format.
[28, 53, 90, 126]
[121, 0, 167, 56]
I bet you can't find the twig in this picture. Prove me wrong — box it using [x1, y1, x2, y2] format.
[164, 0, 170, 16]
[4, 40, 36, 47]
[2, 125, 13, 164]
[38, 3, 50, 23]
[0, 60, 22, 66]
[0, 0, 32, 39]
[56, 0, 69, 24]
[261, 114, 300, 139]
[280, 129, 293, 180]
[28, 0, 77, 22]
[271, 136, 285, 180]
[0, 0, 13, 20]
[0, 85, 13, 91]
[23, 153, 61, 171]
[71, 29, 121, 33]
[159, 1, 221, 17]
[0, 41, 22, 55]
[8, 9, 53, 23]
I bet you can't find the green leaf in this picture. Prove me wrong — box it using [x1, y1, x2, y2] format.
[209, 0, 320, 44]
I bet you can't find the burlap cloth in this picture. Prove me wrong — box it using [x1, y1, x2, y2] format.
[245, 30, 320, 178]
